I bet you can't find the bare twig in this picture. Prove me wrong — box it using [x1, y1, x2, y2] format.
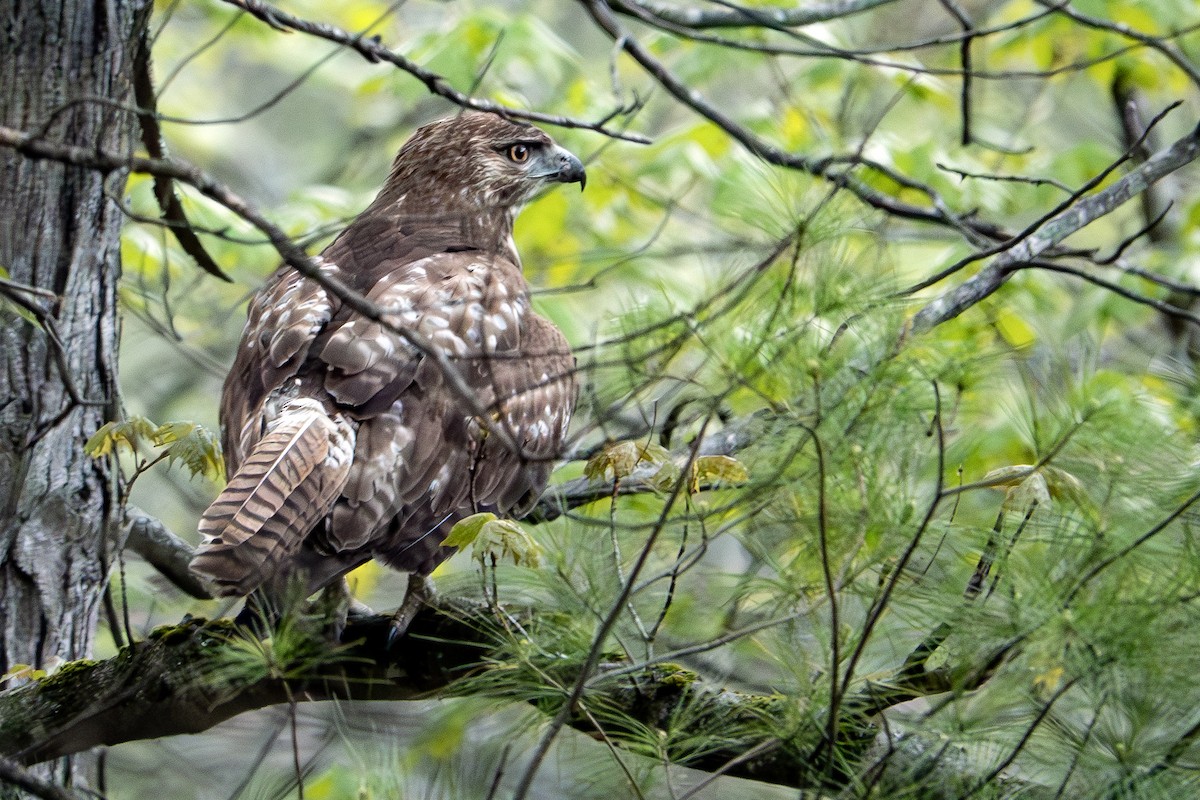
[0, 276, 86, 409]
[621, 0, 897, 29]
[935, 0, 975, 146]
[583, 0, 1008, 243]
[510, 424, 711, 799]
[1026, 259, 1200, 329]
[131, 27, 230, 281]
[1036, 0, 1200, 90]
[0, 757, 86, 800]
[911, 122, 1200, 332]
[219, 0, 649, 143]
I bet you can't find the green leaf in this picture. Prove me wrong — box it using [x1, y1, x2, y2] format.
[0, 265, 44, 329]
[84, 416, 158, 458]
[584, 440, 670, 481]
[473, 518, 542, 568]
[690, 455, 750, 493]
[982, 464, 1096, 520]
[443, 512, 498, 549]
[154, 421, 224, 481]
[1, 663, 47, 684]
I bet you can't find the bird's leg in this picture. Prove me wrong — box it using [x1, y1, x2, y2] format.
[233, 588, 280, 637]
[387, 573, 435, 647]
[312, 578, 353, 642]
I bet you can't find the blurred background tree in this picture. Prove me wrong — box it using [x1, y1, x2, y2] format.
[5, 0, 1200, 798]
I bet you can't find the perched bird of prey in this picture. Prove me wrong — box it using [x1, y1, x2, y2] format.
[190, 112, 583, 622]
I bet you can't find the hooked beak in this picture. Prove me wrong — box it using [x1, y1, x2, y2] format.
[535, 145, 587, 191]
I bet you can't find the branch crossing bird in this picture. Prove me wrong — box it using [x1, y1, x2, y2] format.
[189, 112, 584, 629]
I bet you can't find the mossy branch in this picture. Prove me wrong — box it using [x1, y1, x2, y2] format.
[0, 599, 983, 792]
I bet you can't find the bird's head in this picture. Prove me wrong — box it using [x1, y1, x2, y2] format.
[380, 112, 586, 216]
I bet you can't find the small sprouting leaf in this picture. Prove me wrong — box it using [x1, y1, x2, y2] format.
[153, 421, 224, 480]
[651, 460, 682, 491]
[1, 663, 46, 685]
[980, 465, 1035, 488]
[0, 265, 46, 328]
[1005, 472, 1050, 512]
[84, 422, 118, 458]
[982, 464, 1094, 518]
[84, 416, 158, 458]
[86, 417, 223, 481]
[584, 440, 670, 481]
[444, 512, 497, 549]
[1032, 664, 1065, 698]
[473, 518, 542, 568]
[690, 455, 750, 493]
[1041, 466, 1088, 504]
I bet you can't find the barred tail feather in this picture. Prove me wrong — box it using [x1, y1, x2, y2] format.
[190, 401, 355, 596]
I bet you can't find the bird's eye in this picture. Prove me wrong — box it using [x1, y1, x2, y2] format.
[507, 144, 530, 163]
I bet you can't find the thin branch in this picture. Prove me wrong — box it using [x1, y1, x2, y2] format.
[1036, 0, 1200, 90]
[1026, 259, 1200, 329]
[935, 0, 975, 146]
[0, 757, 86, 800]
[608, 0, 1146, 85]
[510, 425, 711, 799]
[1063, 484, 1200, 606]
[906, 101, 1181, 297]
[910, 122, 1200, 332]
[218, 0, 649, 143]
[132, 26, 230, 281]
[583, 0, 1008, 243]
[621, 0, 898, 29]
[0, 277, 86, 409]
[936, 162, 1073, 194]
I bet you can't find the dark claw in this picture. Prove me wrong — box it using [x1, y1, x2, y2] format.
[386, 573, 434, 649]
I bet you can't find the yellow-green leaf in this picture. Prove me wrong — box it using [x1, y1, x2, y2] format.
[981, 465, 1036, 488]
[584, 440, 670, 481]
[154, 421, 224, 480]
[443, 512, 497, 549]
[474, 518, 542, 568]
[84, 416, 158, 458]
[1, 663, 46, 684]
[690, 455, 750, 493]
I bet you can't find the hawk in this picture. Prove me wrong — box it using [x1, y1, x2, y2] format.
[190, 112, 583, 619]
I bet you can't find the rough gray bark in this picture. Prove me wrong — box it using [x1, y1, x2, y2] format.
[0, 0, 150, 793]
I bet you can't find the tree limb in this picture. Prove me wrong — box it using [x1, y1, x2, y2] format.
[123, 507, 212, 599]
[911, 122, 1200, 333]
[0, 606, 797, 786]
[0, 600, 1009, 794]
[0, 756, 85, 800]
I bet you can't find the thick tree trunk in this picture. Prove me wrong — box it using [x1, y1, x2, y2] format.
[0, 0, 149, 792]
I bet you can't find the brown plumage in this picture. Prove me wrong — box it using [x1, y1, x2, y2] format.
[190, 112, 583, 600]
